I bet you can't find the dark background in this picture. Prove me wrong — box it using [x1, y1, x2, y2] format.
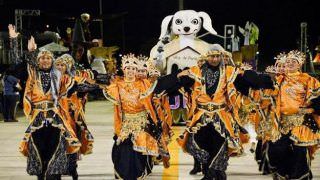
[0, 0, 319, 68]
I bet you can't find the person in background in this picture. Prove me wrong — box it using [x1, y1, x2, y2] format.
[2, 66, 21, 122]
[0, 73, 4, 119]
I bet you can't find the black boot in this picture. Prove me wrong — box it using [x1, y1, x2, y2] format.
[215, 170, 227, 180]
[189, 157, 202, 175]
[37, 174, 44, 180]
[200, 170, 213, 180]
[71, 169, 78, 180]
[46, 175, 61, 180]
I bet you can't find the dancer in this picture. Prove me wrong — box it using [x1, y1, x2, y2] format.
[19, 37, 80, 180]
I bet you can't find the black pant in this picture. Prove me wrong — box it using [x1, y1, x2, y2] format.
[194, 122, 228, 180]
[0, 93, 3, 113]
[32, 124, 61, 178]
[112, 138, 148, 180]
[268, 135, 311, 179]
[3, 94, 19, 121]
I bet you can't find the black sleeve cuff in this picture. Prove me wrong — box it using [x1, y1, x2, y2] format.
[309, 96, 320, 115]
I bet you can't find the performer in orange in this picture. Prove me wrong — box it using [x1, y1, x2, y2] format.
[136, 55, 149, 80]
[147, 59, 173, 168]
[54, 54, 97, 180]
[250, 53, 287, 175]
[102, 53, 173, 179]
[176, 45, 245, 180]
[236, 50, 320, 179]
[19, 37, 80, 180]
[267, 50, 320, 179]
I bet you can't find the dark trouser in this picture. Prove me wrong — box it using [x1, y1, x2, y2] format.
[32, 124, 61, 180]
[268, 135, 311, 179]
[67, 153, 78, 180]
[3, 94, 19, 121]
[112, 138, 149, 180]
[0, 92, 3, 113]
[255, 140, 271, 175]
[193, 122, 228, 180]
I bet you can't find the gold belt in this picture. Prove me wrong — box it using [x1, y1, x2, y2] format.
[33, 101, 55, 110]
[118, 111, 148, 142]
[197, 103, 226, 112]
[280, 114, 305, 134]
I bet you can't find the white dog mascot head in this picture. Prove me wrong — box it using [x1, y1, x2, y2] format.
[159, 10, 217, 39]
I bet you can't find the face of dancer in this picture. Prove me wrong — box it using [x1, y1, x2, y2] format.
[286, 58, 300, 73]
[124, 66, 137, 81]
[276, 63, 286, 74]
[197, 59, 205, 67]
[224, 55, 230, 65]
[136, 69, 148, 80]
[55, 62, 67, 74]
[38, 55, 53, 70]
[207, 54, 221, 67]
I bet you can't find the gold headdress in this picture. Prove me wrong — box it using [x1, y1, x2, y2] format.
[286, 50, 305, 65]
[197, 55, 207, 61]
[148, 67, 161, 77]
[121, 53, 138, 69]
[137, 55, 149, 70]
[265, 65, 277, 74]
[274, 52, 287, 65]
[206, 44, 224, 57]
[37, 50, 54, 61]
[55, 54, 75, 71]
[223, 51, 232, 58]
[239, 62, 253, 71]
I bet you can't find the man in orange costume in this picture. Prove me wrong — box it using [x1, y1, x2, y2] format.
[176, 45, 245, 180]
[19, 37, 80, 180]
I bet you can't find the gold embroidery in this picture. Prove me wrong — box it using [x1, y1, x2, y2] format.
[280, 114, 305, 134]
[118, 111, 148, 143]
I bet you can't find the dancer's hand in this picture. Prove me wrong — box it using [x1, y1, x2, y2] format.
[177, 70, 189, 78]
[8, 24, 19, 38]
[86, 78, 96, 84]
[27, 36, 37, 52]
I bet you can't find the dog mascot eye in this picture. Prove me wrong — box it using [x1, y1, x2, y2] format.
[191, 19, 199, 25]
[175, 19, 183, 25]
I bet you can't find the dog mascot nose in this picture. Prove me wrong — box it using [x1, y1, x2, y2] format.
[183, 26, 190, 33]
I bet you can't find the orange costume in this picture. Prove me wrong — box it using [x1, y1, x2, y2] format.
[268, 73, 320, 145]
[104, 78, 164, 156]
[59, 73, 95, 155]
[239, 50, 320, 179]
[19, 63, 80, 177]
[104, 54, 175, 179]
[177, 64, 243, 154]
[103, 67, 171, 179]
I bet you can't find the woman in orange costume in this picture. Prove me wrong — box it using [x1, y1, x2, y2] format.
[236, 50, 320, 179]
[54, 54, 97, 180]
[249, 54, 287, 175]
[267, 51, 320, 179]
[19, 37, 80, 180]
[103, 53, 173, 179]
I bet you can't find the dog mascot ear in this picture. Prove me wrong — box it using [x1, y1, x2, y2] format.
[159, 15, 174, 39]
[198, 11, 217, 35]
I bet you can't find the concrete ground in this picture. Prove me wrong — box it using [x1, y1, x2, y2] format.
[0, 100, 319, 180]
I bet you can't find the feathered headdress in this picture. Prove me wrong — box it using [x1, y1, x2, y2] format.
[137, 55, 149, 70]
[265, 65, 277, 74]
[37, 50, 54, 61]
[286, 50, 306, 65]
[121, 53, 138, 69]
[55, 54, 76, 76]
[206, 44, 224, 56]
[274, 52, 287, 65]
